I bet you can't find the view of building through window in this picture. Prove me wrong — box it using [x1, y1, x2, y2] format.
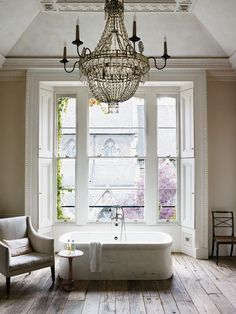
[89, 97, 145, 222]
[157, 96, 177, 221]
[56, 97, 76, 221]
[56, 95, 177, 222]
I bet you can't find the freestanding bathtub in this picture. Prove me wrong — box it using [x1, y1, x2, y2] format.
[58, 231, 173, 280]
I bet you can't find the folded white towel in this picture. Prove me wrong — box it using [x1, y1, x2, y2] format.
[89, 242, 102, 272]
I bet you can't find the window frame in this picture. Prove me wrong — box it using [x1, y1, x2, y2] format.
[156, 93, 179, 223]
[54, 88, 183, 225]
[55, 94, 77, 223]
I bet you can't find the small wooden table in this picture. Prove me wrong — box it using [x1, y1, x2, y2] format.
[58, 249, 84, 291]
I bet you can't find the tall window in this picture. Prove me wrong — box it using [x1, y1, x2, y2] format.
[88, 97, 145, 222]
[157, 96, 177, 221]
[56, 97, 76, 222]
[54, 90, 190, 225]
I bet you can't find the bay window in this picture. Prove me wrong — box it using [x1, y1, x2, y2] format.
[53, 89, 187, 225]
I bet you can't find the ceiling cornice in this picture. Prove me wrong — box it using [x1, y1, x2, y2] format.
[40, 0, 194, 13]
[0, 54, 6, 69]
[2, 57, 232, 71]
[229, 51, 236, 70]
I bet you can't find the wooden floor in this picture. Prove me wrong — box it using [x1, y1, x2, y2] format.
[0, 254, 236, 314]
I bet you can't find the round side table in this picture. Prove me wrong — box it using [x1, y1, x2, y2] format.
[58, 249, 84, 291]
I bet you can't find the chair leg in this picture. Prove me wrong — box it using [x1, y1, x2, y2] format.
[211, 240, 215, 257]
[230, 243, 234, 256]
[216, 243, 219, 265]
[51, 265, 55, 283]
[6, 277, 10, 298]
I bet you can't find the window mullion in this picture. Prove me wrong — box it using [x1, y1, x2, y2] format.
[76, 88, 89, 225]
[145, 90, 158, 225]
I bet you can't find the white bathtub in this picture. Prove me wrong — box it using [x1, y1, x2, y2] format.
[58, 231, 173, 280]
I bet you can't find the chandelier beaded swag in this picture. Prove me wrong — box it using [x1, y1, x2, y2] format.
[60, 0, 170, 113]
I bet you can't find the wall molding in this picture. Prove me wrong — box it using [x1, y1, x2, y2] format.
[3, 57, 232, 71]
[0, 54, 6, 69]
[229, 51, 236, 70]
[40, 0, 194, 13]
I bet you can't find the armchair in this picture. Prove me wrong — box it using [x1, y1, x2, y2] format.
[0, 216, 55, 297]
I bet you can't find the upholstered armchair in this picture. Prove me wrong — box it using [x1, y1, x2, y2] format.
[0, 216, 55, 296]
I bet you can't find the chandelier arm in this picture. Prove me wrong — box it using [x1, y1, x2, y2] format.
[76, 46, 92, 58]
[84, 47, 92, 55]
[63, 60, 80, 73]
[148, 56, 167, 70]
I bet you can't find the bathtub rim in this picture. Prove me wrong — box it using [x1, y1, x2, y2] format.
[59, 231, 173, 247]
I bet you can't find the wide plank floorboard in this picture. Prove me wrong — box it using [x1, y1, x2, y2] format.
[0, 254, 236, 314]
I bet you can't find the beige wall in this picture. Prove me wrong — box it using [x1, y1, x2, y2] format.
[208, 80, 236, 254]
[0, 79, 26, 217]
[208, 81, 236, 212]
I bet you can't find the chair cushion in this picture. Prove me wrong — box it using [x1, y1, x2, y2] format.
[3, 237, 32, 257]
[9, 252, 53, 271]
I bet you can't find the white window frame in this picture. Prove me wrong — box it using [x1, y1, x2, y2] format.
[25, 69, 208, 259]
[156, 93, 179, 224]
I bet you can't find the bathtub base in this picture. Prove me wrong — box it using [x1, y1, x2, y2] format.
[58, 244, 173, 280]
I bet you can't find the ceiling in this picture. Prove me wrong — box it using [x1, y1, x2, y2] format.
[0, 0, 236, 68]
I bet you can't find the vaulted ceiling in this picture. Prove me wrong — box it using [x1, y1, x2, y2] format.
[0, 0, 236, 69]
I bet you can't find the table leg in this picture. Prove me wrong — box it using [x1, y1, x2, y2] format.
[63, 257, 76, 291]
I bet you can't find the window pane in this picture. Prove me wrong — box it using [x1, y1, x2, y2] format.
[158, 129, 176, 157]
[60, 159, 75, 188]
[158, 158, 177, 221]
[157, 97, 176, 127]
[60, 98, 76, 128]
[60, 207, 75, 221]
[58, 133, 76, 157]
[61, 189, 75, 207]
[89, 129, 145, 157]
[89, 158, 144, 187]
[88, 206, 144, 222]
[89, 189, 144, 207]
[89, 97, 145, 128]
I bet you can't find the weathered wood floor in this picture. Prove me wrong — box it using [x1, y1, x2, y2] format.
[0, 254, 236, 314]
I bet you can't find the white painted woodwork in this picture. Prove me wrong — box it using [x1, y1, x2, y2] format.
[25, 69, 208, 258]
[229, 51, 236, 69]
[180, 88, 194, 158]
[39, 88, 54, 158]
[40, 0, 195, 13]
[38, 87, 54, 231]
[0, 54, 5, 68]
[38, 158, 54, 229]
[180, 158, 195, 229]
[145, 90, 158, 225]
[75, 88, 89, 225]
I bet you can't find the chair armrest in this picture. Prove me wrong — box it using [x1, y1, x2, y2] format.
[0, 241, 11, 276]
[27, 217, 54, 257]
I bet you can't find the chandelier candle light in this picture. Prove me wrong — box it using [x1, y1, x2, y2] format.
[60, 0, 170, 113]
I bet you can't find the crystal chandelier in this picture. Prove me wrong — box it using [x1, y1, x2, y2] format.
[60, 0, 170, 113]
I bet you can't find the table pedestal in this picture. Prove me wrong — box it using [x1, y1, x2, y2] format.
[58, 250, 84, 292]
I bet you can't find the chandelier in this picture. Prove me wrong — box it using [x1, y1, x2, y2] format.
[60, 0, 170, 113]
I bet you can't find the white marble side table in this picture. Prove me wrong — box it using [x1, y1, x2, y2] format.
[58, 249, 84, 291]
